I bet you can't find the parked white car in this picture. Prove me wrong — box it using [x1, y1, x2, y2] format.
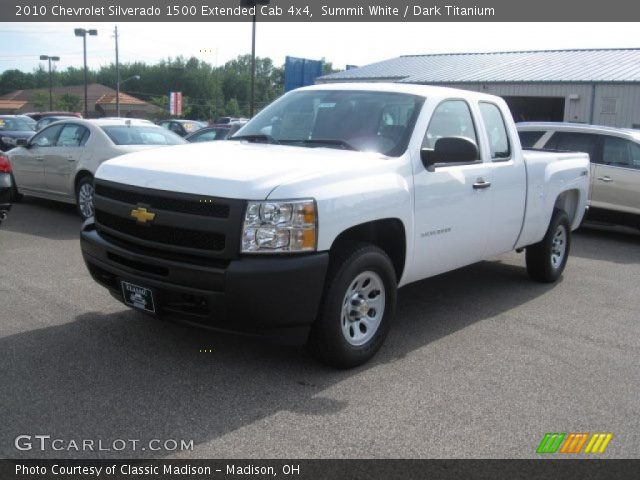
[518, 122, 640, 229]
[8, 118, 186, 219]
[81, 84, 590, 367]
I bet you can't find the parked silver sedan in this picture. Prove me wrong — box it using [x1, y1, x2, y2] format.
[518, 122, 640, 229]
[7, 118, 186, 220]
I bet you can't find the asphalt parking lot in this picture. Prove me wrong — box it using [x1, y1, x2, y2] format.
[1, 197, 639, 459]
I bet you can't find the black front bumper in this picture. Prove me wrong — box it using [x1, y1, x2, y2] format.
[81, 220, 329, 344]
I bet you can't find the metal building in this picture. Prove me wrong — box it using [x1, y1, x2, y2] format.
[317, 49, 640, 129]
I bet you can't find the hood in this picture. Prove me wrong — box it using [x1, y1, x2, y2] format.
[96, 140, 390, 200]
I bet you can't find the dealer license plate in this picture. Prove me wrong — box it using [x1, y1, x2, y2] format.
[121, 281, 156, 313]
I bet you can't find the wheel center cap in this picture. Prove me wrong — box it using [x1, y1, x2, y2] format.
[348, 294, 368, 321]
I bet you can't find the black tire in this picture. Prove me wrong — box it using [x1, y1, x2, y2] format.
[308, 243, 397, 368]
[526, 209, 571, 283]
[10, 173, 22, 202]
[75, 174, 94, 220]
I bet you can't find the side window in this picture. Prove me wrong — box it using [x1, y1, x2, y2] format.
[479, 103, 510, 160]
[546, 132, 600, 163]
[602, 137, 638, 168]
[169, 122, 182, 134]
[518, 131, 546, 148]
[30, 125, 63, 147]
[56, 124, 89, 147]
[422, 100, 478, 150]
[629, 142, 640, 169]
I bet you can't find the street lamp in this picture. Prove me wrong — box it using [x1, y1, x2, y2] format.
[116, 75, 140, 117]
[74, 28, 98, 118]
[39, 55, 60, 111]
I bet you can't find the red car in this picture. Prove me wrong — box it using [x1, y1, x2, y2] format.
[0, 153, 12, 224]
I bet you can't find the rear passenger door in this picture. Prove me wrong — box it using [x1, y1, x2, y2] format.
[479, 102, 527, 256]
[592, 136, 640, 216]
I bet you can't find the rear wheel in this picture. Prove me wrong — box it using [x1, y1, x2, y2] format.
[308, 243, 397, 368]
[75, 174, 95, 220]
[526, 209, 571, 283]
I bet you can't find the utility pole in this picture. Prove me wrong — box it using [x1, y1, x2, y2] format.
[39, 55, 60, 110]
[114, 26, 121, 117]
[250, 13, 256, 118]
[74, 28, 98, 118]
[240, 0, 269, 118]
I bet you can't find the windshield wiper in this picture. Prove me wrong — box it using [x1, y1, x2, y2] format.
[279, 139, 358, 151]
[230, 134, 279, 144]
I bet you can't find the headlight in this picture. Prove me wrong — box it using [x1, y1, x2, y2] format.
[242, 199, 317, 253]
[1, 137, 16, 145]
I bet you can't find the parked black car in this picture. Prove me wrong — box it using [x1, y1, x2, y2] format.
[158, 119, 206, 137]
[0, 115, 36, 151]
[184, 121, 247, 143]
[0, 153, 12, 224]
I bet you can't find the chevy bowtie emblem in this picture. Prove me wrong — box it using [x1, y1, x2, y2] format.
[130, 207, 156, 224]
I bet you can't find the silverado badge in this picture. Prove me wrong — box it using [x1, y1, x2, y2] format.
[130, 207, 156, 224]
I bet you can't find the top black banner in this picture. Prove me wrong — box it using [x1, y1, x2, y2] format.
[3, 0, 640, 22]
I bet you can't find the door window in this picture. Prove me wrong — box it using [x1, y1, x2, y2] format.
[630, 142, 640, 169]
[545, 132, 600, 163]
[518, 130, 545, 148]
[422, 100, 478, 151]
[602, 137, 640, 169]
[56, 124, 89, 147]
[30, 125, 63, 147]
[479, 102, 510, 160]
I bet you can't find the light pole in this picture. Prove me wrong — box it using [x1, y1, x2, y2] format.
[74, 28, 97, 118]
[116, 75, 140, 117]
[39, 55, 60, 111]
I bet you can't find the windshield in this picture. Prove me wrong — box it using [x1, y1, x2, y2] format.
[101, 125, 186, 146]
[233, 90, 424, 157]
[0, 117, 36, 132]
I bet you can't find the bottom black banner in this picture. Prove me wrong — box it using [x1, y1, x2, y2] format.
[1, 459, 638, 480]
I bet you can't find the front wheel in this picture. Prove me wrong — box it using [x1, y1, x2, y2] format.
[526, 209, 571, 283]
[76, 175, 95, 221]
[308, 243, 397, 368]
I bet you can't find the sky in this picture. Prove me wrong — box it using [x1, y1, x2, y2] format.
[0, 22, 639, 74]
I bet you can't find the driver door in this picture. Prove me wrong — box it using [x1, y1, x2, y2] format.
[412, 99, 493, 279]
[10, 124, 63, 192]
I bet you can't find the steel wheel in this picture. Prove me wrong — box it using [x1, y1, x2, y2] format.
[341, 271, 386, 346]
[78, 181, 94, 219]
[550, 224, 567, 269]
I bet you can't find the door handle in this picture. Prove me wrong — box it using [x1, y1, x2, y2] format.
[473, 180, 491, 189]
[34, 156, 44, 161]
[597, 176, 613, 182]
[66, 156, 76, 162]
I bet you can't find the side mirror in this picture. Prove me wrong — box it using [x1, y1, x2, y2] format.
[16, 138, 29, 147]
[421, 136, 479, 168]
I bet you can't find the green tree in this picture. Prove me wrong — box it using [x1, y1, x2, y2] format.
[32, 91, 51, 111]
[57, 93, 82, 112]
[225, 98, 240, 117]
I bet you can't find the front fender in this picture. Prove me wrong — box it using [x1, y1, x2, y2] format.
[266, 158, 414, 255]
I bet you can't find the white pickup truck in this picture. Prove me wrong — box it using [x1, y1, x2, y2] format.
[81, 84, 590, 367]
